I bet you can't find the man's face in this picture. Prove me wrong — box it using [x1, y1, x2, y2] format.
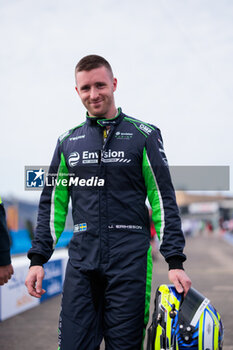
[75, 66, 117, 118]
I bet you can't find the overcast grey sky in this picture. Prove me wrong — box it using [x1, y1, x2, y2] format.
[1, 0, 233, 201]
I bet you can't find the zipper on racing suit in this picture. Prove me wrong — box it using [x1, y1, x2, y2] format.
[97, 113, 121, 265]
[98, 125, 112, 265]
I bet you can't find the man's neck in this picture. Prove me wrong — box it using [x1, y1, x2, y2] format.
[104, 107, 118, 120]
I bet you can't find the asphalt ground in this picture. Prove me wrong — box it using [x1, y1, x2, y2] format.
[0, 234, 233, 350]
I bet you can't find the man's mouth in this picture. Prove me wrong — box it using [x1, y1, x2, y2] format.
[91, 99, 104, 106]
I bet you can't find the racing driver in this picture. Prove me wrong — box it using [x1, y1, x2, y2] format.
[25, 54, 192, 350]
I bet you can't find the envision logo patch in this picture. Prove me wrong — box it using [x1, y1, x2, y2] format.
[68, 152, 80, 167]
[68, 149, 131, 165]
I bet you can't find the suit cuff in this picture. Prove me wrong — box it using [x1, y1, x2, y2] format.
[29, 254, 47, 267]
[166, 255, 185, 270]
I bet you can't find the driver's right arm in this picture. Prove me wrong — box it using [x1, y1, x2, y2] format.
[26, 139, 70, 297]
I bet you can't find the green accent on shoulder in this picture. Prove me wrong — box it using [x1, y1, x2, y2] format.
[141, 245, 153, 350]
[123, 117, 148, 137]
[86, 107, 122, 123]
[142, 147, 163, 240]
[59, 121, 86, 144]
[0, 197, 2, 204]
[124, 116, 155, 130]
[53, 152, 70, 243]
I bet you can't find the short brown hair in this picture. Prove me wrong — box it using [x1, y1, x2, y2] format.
[75, 55, 113, 77]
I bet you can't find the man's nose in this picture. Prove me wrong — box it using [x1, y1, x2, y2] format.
[90, 87, 99, 100]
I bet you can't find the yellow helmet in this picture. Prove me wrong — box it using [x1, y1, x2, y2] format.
[147, 284, 224, 350]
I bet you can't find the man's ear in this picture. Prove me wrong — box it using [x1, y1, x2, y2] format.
[113, 78, 117, 92]
[75, 86, 80, 95]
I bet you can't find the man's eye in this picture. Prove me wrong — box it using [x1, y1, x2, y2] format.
[81, 86, 89, 91]
[96, 83, 105, 88]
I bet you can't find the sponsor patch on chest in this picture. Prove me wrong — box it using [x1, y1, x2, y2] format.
[68, 149, 131, 165]
[115, 131, 133, 140]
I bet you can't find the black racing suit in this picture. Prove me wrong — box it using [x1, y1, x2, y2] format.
[28, 108, 186, 350]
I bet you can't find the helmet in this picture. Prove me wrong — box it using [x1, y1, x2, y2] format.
[147, 284, 224, 350]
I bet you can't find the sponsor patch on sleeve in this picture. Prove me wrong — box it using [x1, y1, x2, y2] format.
[139, 124, 153, 135]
